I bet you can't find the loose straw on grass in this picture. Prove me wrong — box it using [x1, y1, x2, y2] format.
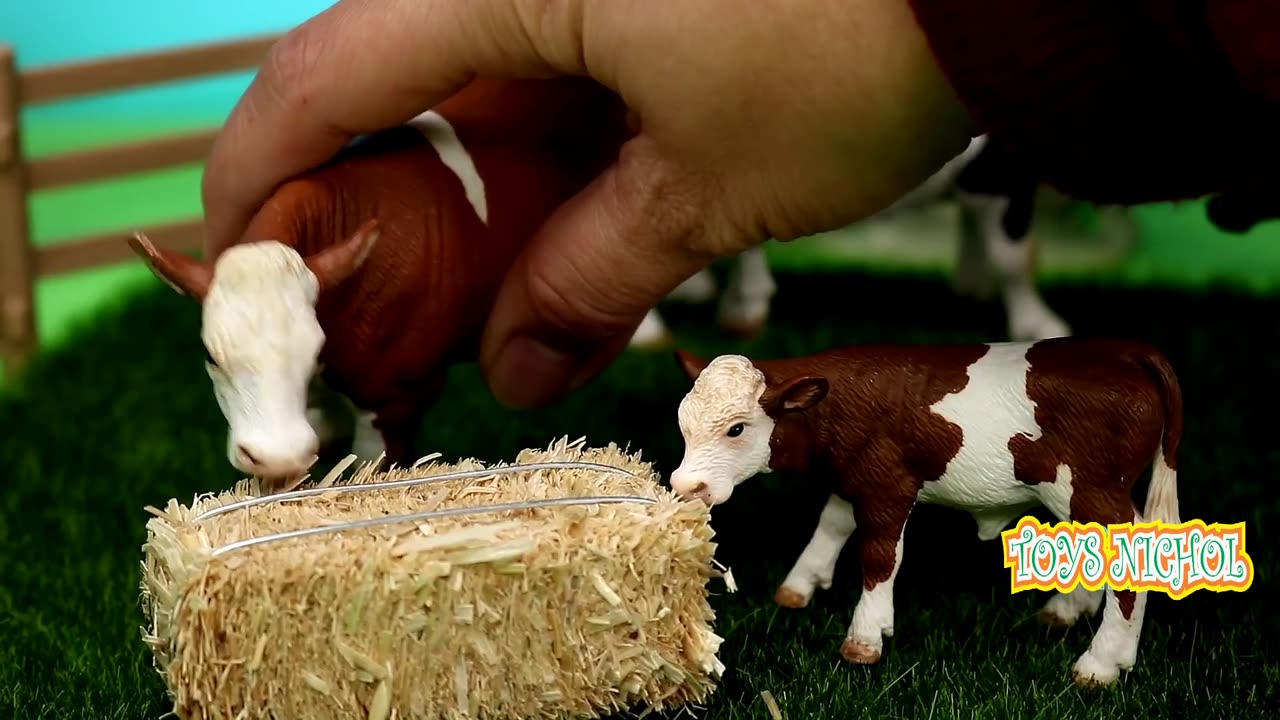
[140, 437, 733, 720]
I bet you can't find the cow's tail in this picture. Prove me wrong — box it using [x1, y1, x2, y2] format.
[1137, 348, 1183, 526]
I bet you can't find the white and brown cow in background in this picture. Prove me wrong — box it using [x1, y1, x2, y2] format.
[667, 337, 1183, 688]
[629, 135, 1080, 348]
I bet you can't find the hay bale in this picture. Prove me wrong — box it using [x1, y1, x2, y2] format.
[139, 437, 733, 720]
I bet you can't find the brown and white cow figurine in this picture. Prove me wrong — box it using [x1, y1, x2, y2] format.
[129, 77, 630, 491]
[668, 337, 1183, 688]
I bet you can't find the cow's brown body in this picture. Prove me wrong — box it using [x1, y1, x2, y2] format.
[219, 77, 629, 463]
[748, 338, 1177, 528]
[672, 336, 1184, 688]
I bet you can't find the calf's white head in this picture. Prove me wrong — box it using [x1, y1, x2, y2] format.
[128, 220, 380, 485]
[669, 350, 828, 505]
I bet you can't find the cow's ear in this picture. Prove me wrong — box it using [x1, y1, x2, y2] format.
[762, 375, 828, 415]
[128, 232, 212, 300]
[674, 349, 710, 382]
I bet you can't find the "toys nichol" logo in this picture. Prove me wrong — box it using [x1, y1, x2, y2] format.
[1000, 517, 1253, 598]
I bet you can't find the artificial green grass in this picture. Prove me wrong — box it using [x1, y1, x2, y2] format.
[1, 268, 1277, 719]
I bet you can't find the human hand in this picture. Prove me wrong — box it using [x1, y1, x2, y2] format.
[200, 0, 976, 409]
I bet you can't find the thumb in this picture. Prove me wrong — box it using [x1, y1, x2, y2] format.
[479, 136, 724, 409]
[200, 0, 593, 255]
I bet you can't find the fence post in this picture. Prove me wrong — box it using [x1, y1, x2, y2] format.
[0, 45, 36, 381]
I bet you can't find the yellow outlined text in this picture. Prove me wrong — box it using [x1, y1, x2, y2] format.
[1000, 517, 1252, 599]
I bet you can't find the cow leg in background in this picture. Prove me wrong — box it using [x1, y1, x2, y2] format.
[351, 410, 385, 463]
[628, 270, 721, 349]
[630, 308, 675, 349]
[363, 372, 446, 470]
[954, 143, 1070, 341]
[306, 372, 347, 450]
[776, 493, 857, 609]
[951, 205, 999, 300]
[716, 246, 777, 338]
[666, 268, 719, 304]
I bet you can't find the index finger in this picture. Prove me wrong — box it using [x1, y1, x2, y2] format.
[199, 0, 583, 255]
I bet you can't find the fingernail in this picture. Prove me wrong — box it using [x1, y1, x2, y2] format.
[489, 335, 580, 410]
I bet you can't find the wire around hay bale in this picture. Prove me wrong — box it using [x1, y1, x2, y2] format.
[139, 437, 734, 720]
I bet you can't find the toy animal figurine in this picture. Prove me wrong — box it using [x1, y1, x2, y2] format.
[129, 77, 631, 490]
[667, 337, 1182, 689]
[630, 135, 1084, 349]
[629, 245, 775, 348]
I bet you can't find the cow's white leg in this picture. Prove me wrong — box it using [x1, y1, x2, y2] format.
[992, 234, 1070, 341]
[628, 308, 675, 349]
[1040, 586, 1104, 627]
[717, 246, 776, 338]
[951, 213, 998, 300]
[1073, 588, 1147, 688]
[665, 269, 718, 304]
[957, 190, 1070, 341]
[776, 494, 857, 608]
[351, 410, 386, 466]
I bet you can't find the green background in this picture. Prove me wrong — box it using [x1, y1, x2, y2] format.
[14, 119, 1280, 378]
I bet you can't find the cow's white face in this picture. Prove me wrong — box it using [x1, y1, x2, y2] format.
[203, 243, 325, 479]
[128, 219, 380, 488]
[670, 355, 775, 505]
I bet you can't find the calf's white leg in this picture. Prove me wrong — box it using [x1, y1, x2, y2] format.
[839, 475, 915, 665]
[716, 246, 776, 338]
[776, 494, 857, 608]
[1073, 506, 1148, 685]
[1033, 469, 1105, 628]
[1037, 478, 1147, 687]
[1073, 588, 1147, 687]
[843, 527, 906, 663]
[1040, 586, 1104, 627]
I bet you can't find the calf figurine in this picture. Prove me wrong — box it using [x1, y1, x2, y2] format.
[667, 337, 1182, 688]
[129, 77, 631, 490]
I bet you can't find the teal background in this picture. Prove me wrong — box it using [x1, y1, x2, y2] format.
[2, 0, 333, 122]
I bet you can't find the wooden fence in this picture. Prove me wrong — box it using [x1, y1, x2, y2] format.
[0, 33, 281, 379]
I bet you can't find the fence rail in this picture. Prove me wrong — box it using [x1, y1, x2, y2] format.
[0, 33, 281, 380]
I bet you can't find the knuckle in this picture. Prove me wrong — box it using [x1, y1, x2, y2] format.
[522, 256, 635, 346]
[258, 29, 327, 113]
[613, 142, 755, 262]
[611, 143, 705, 250]
[509, 0, 587, 73]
